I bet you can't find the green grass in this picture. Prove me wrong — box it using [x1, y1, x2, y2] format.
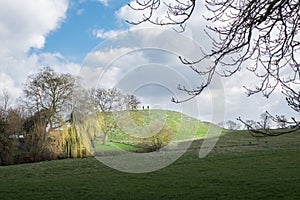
[108, 110, 212, 144]
[94, 141, 139, 152]
[0, 129, 299, 199]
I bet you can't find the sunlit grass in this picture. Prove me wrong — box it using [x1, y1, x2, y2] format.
[94, 141, 139, 152]
[109, 110, 213, 143]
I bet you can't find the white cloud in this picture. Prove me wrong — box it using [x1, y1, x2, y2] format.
[97, 0, 109, 7]
[37, 53, 81, 75]
[0, 73, 22, 101]
[0, 0, 68, 57]
[85, 47, 136, 67]
[77, 9, 85, 16]
[221, 68, 297, 121]
[0, 0, 79, 104]
[93, 29, 126, 39]
[0, 52, 81, 102]
[80, 47, 147, 89]
[116, 2, 140, 24]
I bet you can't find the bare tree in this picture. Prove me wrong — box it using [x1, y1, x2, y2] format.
[0, 114, 11, 165]
[129, 0, 300, 135]
[92, 88, 123, 112]
[0, 96, 25, 165]
[91, 88, 123, 145]
[91, 88, 141, 144]
[239, 111, 300, 137]
[0, 90, 10, 113]
[283, 84, 300, 113]
[277, 115, 288, 129]
[23, 67, 76, 132]
[226, 120, 241, 130]
[242, 120, 256, 130]
[260, 113, 272, 129]
[22, 109, 52, 161]
[123, 94, 141, 110]
[217, 120, 241, 130]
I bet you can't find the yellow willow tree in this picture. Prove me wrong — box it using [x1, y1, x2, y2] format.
[71, 115, 100, 158]
[63, 114, 100, 158]
[65, 89, 101, 158]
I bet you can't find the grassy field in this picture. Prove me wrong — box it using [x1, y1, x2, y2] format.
[0, 128, 299, 199]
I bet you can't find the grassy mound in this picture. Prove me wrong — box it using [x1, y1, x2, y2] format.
[105, 110, 216, 146]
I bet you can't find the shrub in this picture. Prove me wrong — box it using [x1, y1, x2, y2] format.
[138, 126, 173, 152]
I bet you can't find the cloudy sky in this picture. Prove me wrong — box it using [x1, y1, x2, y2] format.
[0, 0, 296, 124]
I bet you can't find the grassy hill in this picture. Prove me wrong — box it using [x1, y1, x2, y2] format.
[94, 110, 218, 151]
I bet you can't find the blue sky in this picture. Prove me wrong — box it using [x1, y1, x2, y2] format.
[43, 0, 130, 62]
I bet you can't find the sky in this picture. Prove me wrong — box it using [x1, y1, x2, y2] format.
[0, 0, 297, 125]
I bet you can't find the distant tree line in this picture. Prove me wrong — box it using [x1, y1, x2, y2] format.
[219, 113, 290, 132]
[0, 67, 140, 165]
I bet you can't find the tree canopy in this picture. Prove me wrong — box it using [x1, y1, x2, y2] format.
[23, 67, 76, 131]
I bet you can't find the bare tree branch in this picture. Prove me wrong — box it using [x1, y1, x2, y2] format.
[238, 112, 300, 137]
[0, 89, 11, 115]
[23, 67, 76, 131]
[127, 0, 196, 32]
[129, 0, 300, 135]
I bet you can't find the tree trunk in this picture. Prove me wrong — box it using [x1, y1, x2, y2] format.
[103, 133, 108, 145]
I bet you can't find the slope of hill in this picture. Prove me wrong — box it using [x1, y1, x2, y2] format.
[93, 109, 221, 152]
[109, 109, 218, 141]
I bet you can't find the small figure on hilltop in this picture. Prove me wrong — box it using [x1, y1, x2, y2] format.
[147, 105, 149, 110]
[142, 106, 144, 110]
